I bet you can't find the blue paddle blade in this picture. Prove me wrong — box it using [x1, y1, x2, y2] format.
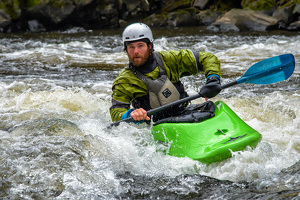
[237, 54, 295, 85]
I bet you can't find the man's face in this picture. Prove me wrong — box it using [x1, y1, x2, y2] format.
[126, 41, 151, 67]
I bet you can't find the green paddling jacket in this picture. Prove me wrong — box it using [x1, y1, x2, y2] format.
[110, 49, 221, 122]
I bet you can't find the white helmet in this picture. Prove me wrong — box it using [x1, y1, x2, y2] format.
[122, 23, 154, 47]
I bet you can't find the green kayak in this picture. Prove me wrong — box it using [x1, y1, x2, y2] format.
[151, 101, 262, 164]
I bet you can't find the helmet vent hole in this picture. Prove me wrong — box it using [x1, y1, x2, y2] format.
[139, 34, 144, 37]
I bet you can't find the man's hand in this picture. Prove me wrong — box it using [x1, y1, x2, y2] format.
[131, 108, 150, 121]
[200, 75, 222, 98]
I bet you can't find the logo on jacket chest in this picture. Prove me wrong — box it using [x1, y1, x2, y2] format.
[162, 88, 172, 98]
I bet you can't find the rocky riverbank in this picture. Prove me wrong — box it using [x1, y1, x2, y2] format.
[0, 0, 299, 33]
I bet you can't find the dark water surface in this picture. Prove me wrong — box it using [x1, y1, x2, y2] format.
[0, 27, 299, 199]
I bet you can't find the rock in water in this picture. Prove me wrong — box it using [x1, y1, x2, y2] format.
[208, 8, 279, 32]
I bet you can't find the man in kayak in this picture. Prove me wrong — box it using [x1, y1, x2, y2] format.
[110, 23, 221, 123]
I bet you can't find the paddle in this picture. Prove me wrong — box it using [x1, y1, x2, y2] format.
[109, 54, 295, 127]
[221, 53, 295, 89]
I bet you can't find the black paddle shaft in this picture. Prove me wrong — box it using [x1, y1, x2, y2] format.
[221, 81, 238, 90]
[133, 79, 239, 116]
[109, 93, 203, 127]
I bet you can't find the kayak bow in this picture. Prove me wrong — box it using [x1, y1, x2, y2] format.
[151, 101, 262, 164]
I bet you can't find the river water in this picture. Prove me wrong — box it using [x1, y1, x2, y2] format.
[0, 27, 299, 199]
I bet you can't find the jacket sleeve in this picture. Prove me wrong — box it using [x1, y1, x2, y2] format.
[110, 98, 130, 122]
[198, 51, 221, 78]
[110, 69, 148, 122]
[159, 50, 221, 80]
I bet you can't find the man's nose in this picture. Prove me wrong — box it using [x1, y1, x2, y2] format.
[133, 47, 139, 54]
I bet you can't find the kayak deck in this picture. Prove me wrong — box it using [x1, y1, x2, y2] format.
[151, 101, 262, 164]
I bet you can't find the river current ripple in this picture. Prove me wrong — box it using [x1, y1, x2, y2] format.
[0, 27, 299, 199]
